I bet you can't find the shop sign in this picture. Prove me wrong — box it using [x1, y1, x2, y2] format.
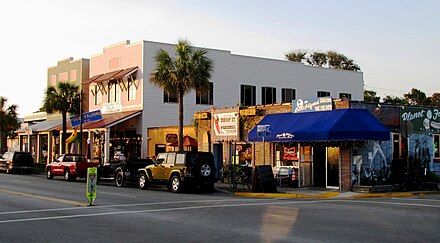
[213, 112, 238, 136]
[401, 107, 440, 133]
[292, 97, 333, 113]
[166, 133, 178, 143]
[283, 146, 298, 161]
[70, 110, 103, 127]
[102, 102, 122, 114]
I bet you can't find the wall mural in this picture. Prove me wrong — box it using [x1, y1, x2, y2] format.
[407, 133, 434, 185]
[352, 141, 393, 186]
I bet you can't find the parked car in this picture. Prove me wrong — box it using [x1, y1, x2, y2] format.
[46, 154, 99, 181]
[0, 151, 34, 174]
[98, 158, 154, 187]
[137, 151, 216, 193]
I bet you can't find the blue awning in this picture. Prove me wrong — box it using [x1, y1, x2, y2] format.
[248, 109, 390, 142]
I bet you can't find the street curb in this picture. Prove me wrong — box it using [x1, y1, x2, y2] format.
[350, 191, 440, 199]
[234, 191, 341, 199]
[233, 191, 440, 199]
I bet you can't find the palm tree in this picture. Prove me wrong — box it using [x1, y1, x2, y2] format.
[150, 39, 213, 152]
[0, 97, 20, 153]
[42, 82, 80, 154]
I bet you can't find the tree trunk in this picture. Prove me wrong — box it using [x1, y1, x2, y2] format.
[178, 86, 184, 152]
[61, 111, 67, 154]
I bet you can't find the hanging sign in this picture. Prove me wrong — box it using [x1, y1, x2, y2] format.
[70, 110, 103, 127]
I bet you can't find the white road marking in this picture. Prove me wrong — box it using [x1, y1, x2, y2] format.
[0, 200, 324, 224]
[391, 197, 440, 202]
[335, 199, 440, 208]
[0, 198, 279, 215]
[99, 191, 137, 198]
[8, 180, 31, 184]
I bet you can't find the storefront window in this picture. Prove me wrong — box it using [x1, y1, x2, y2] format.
[234, 143, 252, 165]
[274, 143, 299, 167]
[434, 134, 439, 159]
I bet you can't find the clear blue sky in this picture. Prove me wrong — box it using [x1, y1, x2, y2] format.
[1, 0, 439, 116]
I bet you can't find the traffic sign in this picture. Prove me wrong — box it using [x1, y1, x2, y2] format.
[86, 167, 97, 205]
[257, 125, 270, 137]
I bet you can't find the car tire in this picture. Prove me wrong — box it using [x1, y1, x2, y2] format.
[64, 169, 71, 181]
[115, 170, 125, 187]
[138, 172, 149, 190]
[169, 175, 182, 193]
[199, 163, 212, 177]
[46, 168, 54, 179]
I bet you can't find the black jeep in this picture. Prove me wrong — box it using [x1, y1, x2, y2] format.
[98, 158, 153, 187]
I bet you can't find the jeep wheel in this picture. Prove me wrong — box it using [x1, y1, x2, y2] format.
[46, 169, 53, 179]
[138, 173, 149, 190]
[115, 170, 125, 187]
[169, 175, 182, 193]
[200, 163, 212, 177]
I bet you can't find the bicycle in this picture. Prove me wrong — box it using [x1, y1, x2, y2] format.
[223, 163, 253, 191]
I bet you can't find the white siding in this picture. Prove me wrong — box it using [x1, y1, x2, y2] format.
[139, 41, 364, 157]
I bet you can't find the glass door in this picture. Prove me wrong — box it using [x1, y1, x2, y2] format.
[326, 147, 340, 189]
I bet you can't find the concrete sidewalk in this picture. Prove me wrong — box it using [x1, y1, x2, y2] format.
[214, 182, 440, 199]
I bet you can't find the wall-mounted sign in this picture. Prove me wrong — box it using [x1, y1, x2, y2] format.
[102, 102, 122, 114]
[70, 110, 103, 127]
[401, 107, 440, 133]
[292, 97, 333, 113]
[213, 112, 238, 136]
[166, 133, 178, 143]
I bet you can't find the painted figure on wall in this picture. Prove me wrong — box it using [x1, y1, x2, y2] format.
[352, 141, 392, 186]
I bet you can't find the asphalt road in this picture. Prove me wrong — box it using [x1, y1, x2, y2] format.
[1, 173, 439, 243]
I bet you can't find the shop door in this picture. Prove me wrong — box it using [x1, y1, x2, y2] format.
[299, 146, 313, 187]
[326, 147, 340, 188]
[313, 146, 326, 187]
[213, 143, 223, 180]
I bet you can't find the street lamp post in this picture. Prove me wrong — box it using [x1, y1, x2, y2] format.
[79, 91, 83, 154]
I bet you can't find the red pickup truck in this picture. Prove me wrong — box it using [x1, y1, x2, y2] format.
[46, 154, 99, 181]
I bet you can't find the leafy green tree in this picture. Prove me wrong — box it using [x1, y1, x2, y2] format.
[383, 95, 409, 105]
[150, 39, 213, 152]
[42, 82, 80, 154]
[364, 90, 380, 102]
[0, 97, 20, 153]
[285, 50, 307, 62]
[428, 92, 440, 106]
[307, 52, 328, 67]
[404, 88, 427, 105]
[285, 49, 360, 71]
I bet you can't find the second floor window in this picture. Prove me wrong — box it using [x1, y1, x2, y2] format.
[94, 86, 102, 105]
[196, 82, 213, 105]
[339, 93, 352, 99]
[282, 88, 296, 103]
[164, 87, 178, 103]
[317, 91, 330, 97]
[128, 80, 136, 101]
[262, 86, 276, 105]
[108, 83, 121, 103]
[240, 84, 256, 106]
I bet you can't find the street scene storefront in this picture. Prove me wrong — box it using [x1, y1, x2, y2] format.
[248, 108, 390, 191]
[195, 98, 440, 191]
[14, 110, 143, 165]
